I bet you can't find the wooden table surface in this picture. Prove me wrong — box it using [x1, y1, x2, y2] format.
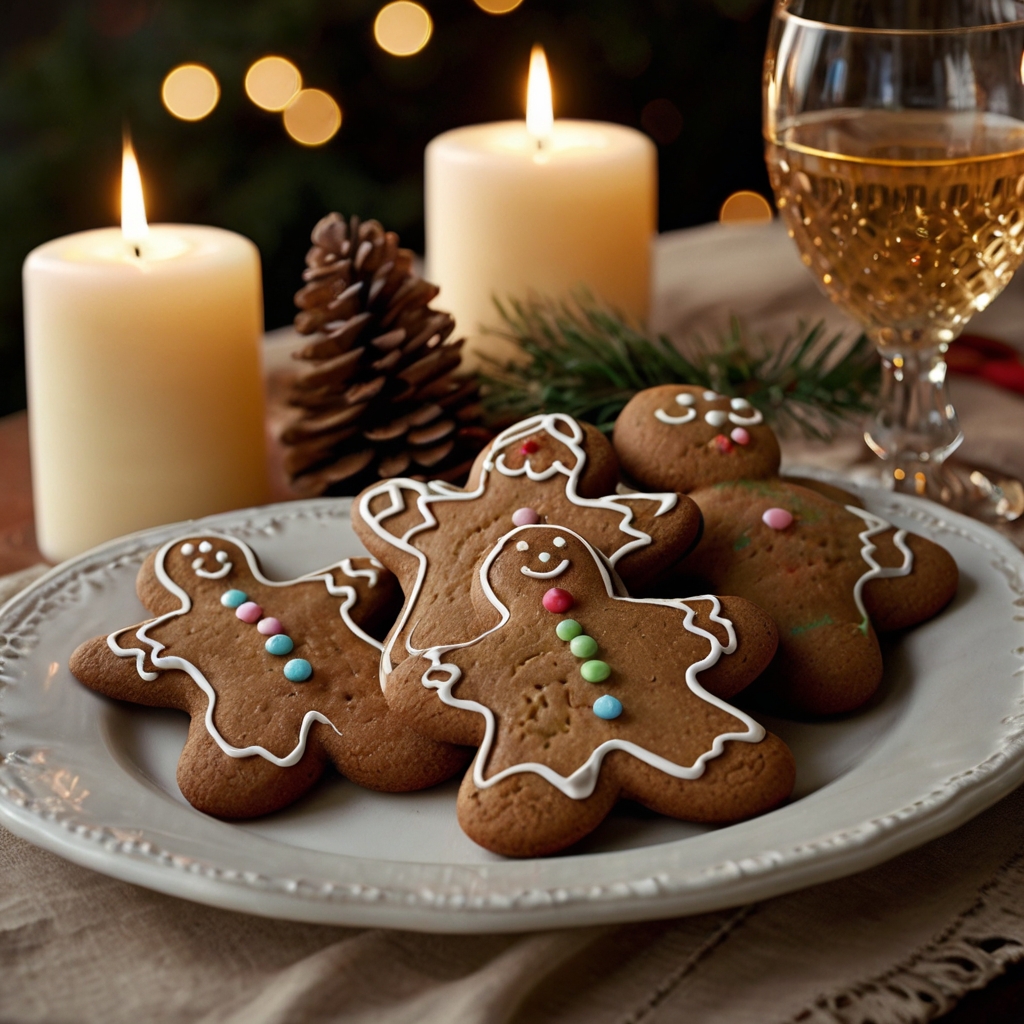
[1, 408, 1023, 1018]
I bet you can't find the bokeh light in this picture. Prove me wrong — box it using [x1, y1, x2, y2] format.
[283, 89, 342, 146]
[374, 2, 433, 56]
[161, 64, 220, 121]
[473, 0, 525, 12]
[245, 56, 302, 111]
[719, 191, 773, 224]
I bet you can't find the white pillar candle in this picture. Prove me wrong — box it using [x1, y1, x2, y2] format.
[23, 223, 269, 562]
[426, 113, 656, 366]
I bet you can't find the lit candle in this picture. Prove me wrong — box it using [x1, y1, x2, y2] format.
[23, 138, 269, 562]
[425, 46, 657, 364]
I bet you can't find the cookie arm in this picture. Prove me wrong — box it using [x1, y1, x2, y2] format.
[687, 596, 779, 700]
[863, 533, 959, 632]
[609, 492, 703, 589]
[69, 629, 193, 711]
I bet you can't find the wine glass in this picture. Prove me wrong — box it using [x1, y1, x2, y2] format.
[764, 0, 1024, 520]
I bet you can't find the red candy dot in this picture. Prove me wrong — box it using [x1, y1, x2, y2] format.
[713, 434, 734, 454]
[543, 588, 574, 613]
[520, 440, 540, 455]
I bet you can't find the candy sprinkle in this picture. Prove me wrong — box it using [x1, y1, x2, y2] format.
[581, 659, 611, 683]
[555, 619, 583, 642]
[762, 507, 795, 530]
[593, 695, 623, 720]
[543, 588, 574, 613]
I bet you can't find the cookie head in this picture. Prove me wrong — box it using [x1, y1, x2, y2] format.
[614, 385, 780, 493]
[467, 414, 619, 498]
[482, 525, 612, 616]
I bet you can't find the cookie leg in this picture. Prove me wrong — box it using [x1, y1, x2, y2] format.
[456, 762, 619, 857]
[175, 716, 328, 819]
[319, 716, 471, 792]
[613, 732, 795, 824]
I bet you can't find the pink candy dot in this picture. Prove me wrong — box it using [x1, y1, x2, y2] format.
[236, 601, 263, 623]
[762, 507, 794, 530]
[543, 588, 574, 613]
[512, 507, 541, 526]
[257, 617, 283, 636]
[731, 427, 750, 445]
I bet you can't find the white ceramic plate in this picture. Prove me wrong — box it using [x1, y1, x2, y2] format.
[0, 489, 1022, 933]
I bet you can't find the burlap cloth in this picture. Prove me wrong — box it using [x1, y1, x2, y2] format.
[4, 223, 1024, 1023]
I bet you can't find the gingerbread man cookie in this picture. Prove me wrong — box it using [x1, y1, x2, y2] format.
[613, 385, 959, 716]
[70, 534, 469, 818]
[384, 525, 794, 856]
[352, 413, 704, 698]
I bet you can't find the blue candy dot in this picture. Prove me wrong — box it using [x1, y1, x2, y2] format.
[265, 634, 294, 656]
[220, 589, 248, 609]
[284, 658, 312, 682]
[593, 695, 623, 720]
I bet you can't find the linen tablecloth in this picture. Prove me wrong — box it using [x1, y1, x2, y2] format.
[4, 222, 1024, 1023]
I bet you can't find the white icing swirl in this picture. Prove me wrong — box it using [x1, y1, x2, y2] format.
[845, 506, 915, 632]
[654, 392, 697, 425]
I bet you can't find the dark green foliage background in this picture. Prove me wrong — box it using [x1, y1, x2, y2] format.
[0, 0, 773, 417]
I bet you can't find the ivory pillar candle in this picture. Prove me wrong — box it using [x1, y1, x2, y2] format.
[426, 119, 656, 365]
[23, 223, 269, 562]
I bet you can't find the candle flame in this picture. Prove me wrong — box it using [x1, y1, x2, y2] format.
[526, 44, 553, 145]
[121, 135, 149, 250]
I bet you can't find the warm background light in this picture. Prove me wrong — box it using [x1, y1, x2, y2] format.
[245, 56, 302, 111]
[283, 89, 342, 145]
[473, 0, 525, 12]
[719, 190, 773, 224]
[526, 45, 553, 141]
[374, 2, 433, 56]
[161, 64, 220, 121]
[120, 138, 149, 246]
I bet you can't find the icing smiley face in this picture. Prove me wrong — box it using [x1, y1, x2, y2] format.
[515, 533, 572, 579]
[69, 534, 469, 818]
[614, 385, 781, 493]
[384, 523, 794, 857]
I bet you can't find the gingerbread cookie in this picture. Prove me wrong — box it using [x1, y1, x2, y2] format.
[613, 385, 959, 716]
[352, 413, 703, 700]
[383, 524, 794, 856]
[70, 534, 469, 818]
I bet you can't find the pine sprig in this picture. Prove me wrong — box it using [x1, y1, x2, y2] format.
[480, 295, 880, 440]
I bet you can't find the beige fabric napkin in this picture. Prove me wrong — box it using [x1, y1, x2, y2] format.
[4, 223, 1024, 1023]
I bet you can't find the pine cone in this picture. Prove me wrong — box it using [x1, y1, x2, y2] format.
[280, 213, 492, 496]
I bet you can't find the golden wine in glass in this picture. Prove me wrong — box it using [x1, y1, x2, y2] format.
[764, 1, 1024, 518]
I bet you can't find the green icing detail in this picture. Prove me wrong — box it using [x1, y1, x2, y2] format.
[858, 616, 870, 635]
[733, 531, 751, 551]
[556, 619, 583, 642]
[790, 614, 835, 636]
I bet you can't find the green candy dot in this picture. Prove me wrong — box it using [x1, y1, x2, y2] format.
[556, 619, 583, 642]
[580, 660, 611, 683]
[570, 635, 599, 659]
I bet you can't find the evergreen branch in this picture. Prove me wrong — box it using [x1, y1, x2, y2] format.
[480, 294, 879, 440]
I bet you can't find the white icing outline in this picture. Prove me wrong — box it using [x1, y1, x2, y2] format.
[845, 505, 915, 632]
[356, 413, 680, 684]
[520, 559, 571, 579]
[106, 533, 384, 766]
[410, 525, 765, 801]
